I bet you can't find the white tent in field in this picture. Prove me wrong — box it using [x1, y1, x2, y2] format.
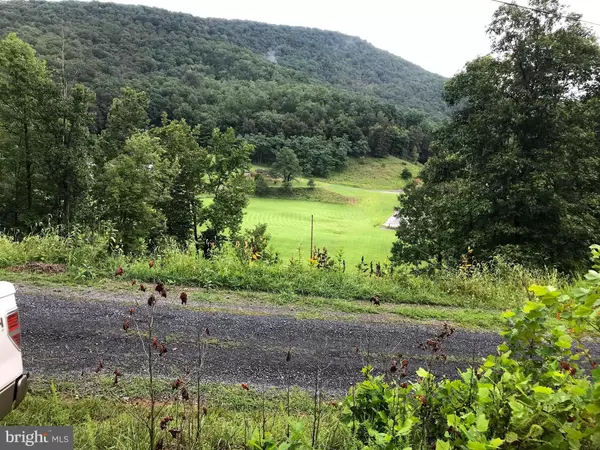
[384, 215, 400, 229]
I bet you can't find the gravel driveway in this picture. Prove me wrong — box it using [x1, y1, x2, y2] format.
[13, 284, 509, 394]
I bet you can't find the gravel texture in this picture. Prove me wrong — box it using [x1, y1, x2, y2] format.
[16, 284, 506, 394]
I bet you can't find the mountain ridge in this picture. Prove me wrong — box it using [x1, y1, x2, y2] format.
[0, 0, 447, 119]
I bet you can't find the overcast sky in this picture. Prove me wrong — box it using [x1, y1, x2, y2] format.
[96, 0, 600, 77]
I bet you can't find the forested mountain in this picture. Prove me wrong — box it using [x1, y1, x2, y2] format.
[0, 1, 444, 168]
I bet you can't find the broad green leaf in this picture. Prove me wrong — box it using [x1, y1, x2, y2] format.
[556, 334, 572, 349]
[489, 438, 504, 448]
[565, 427, 583, 441]
[533, 386, 553, 395]
[573, 306, 593, 318]
[416, 368, 429, 378]
[585, 270, 600, 281]
[586, 403, 600, 414]
[476, 414, 489, 432]
[529, 285, 548, 297]
[435, 441, 451, 450]
[523, 301, 543, 313]
[573, 288, 590, 298]
[447, 414, 459, 427]
[467, 442, 486, 450]
[505, 432, 519, 443]
[527, 424, 544, 439]
[501, 310, 515, 319]
[483, 355, 495, 368]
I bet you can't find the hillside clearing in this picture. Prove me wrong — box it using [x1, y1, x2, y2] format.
[317, 157, 421, 190]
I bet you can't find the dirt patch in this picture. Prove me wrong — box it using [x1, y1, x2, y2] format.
[7, 261, 67, 274]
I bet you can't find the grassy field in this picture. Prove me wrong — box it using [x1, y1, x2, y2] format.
[317, 156, 421, 190]
[244, 157, 419, 263]
[243, 182, 399, 264]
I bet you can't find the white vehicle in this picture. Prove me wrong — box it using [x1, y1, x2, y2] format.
[0, 282, 28, 419]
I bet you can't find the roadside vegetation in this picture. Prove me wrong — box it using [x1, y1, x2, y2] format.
[3, 247, 600, 449]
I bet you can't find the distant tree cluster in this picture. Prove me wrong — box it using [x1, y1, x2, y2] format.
[0, 34, 252, 254]
[0, 0, 439, 178]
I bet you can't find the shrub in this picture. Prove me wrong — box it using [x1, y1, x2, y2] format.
[401, 167, 412, 180]
[307, 178, 315, 190]
[254, 174, 269, 196]
[341, 245, 600, 449]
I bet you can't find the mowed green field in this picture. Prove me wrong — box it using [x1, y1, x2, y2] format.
[242, 181, 400, 264]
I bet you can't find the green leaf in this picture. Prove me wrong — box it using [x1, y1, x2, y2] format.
[416, 368, 429, 378]
[532, 386, 553, 395]
[436, 441, 451, 450]
[489, 438, 504, 448]
[483, 355, 495, 368]
[526, 424, 544, 439]
[529, 285, 548, 297]
[586, 403, 600, 414]
[523, 301, 543, 313]
[467, 442, 486, 450]
[565, 427, 583, 441]
[501, 310, 515, 319]
[476, 414, 489, 432]
[573, 306, 593, 318]
[505, 432, 519, 443]
[585, 270, 600, 281]
[556, 334, 572, 349]
[447, 414, 459, 427]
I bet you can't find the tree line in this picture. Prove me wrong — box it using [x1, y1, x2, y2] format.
[0, 33, 252, 254]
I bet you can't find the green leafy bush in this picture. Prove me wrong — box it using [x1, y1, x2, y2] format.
[254, 174, 270, 196]
[401, 168, 412, 180]
[341, 246, 600, 449]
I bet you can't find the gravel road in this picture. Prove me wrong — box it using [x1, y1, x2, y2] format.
[16, 284, 504, 393]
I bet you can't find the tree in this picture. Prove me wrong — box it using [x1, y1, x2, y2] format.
[272, 147, 301, 186]
[99, 132, 177, 254]
[254, 174, 270, 196]
[401, 168, 412, 180]
[43, 84, 96, 232]
[0, 33, 54, 230]
[97, 87, 149, 164]
[392, 0, 600, 273]
[199, 128, 253, 250]
[150, 115, 207, 248]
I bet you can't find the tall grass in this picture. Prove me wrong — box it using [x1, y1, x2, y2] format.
[0, 231, 561, 310]
[2, 382, 353, 450]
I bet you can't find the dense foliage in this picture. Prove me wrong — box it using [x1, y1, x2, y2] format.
[393, 0, 600, 273]
[0, 33, 252, 253]
[0, 0, 442, 172]
[341, 246, 600, 449]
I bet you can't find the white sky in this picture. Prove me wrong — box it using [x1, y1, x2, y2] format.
[96, 0, 600, 77]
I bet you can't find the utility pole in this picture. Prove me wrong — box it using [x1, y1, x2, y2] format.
[310, 215, 314, 258]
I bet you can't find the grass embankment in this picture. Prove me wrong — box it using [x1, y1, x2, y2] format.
[1, 379, 351, 450]
[0, 231, 563, 330]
